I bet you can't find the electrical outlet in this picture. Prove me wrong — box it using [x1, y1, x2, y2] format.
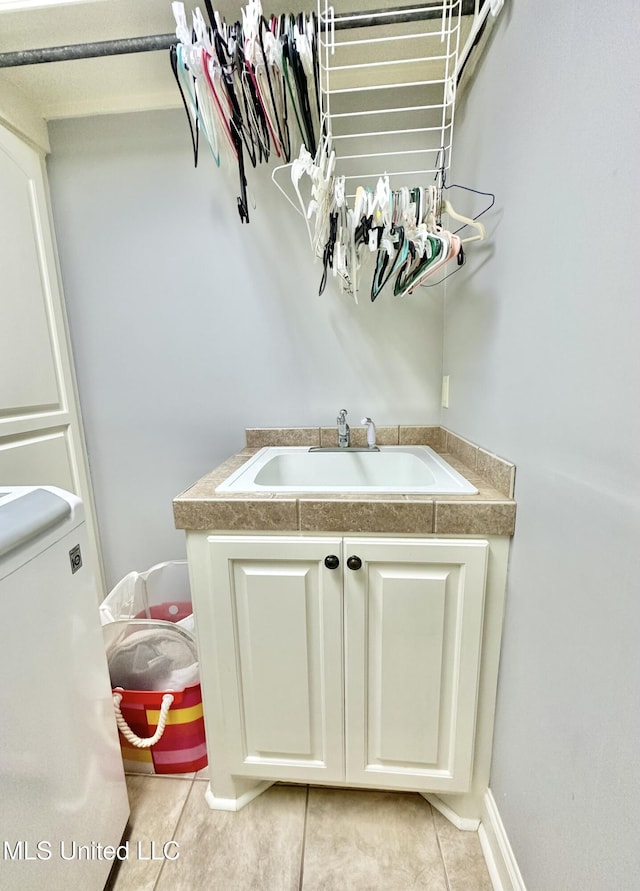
[441, 375, 450, 409]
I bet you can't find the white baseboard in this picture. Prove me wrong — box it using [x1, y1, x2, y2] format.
[478, 790, 526, 891]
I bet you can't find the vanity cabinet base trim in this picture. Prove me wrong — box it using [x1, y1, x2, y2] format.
[204, 780, 274, 812]
[422, 793, 481, 832]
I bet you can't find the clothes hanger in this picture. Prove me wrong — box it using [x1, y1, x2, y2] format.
[244, 45, 274, 164]
[229, 26, 269, 166]
[201, 46, 238, 159]
[212, 23, 258, 169]
[169, 43, 199, 168]
[211, 17, 253, 222]
[289, 144, 317, 244]
[269, 14, 292, 160]
[333, 193, 357, 298]
[281, 20, 306, 149]
[417, 230, 462, 286]
[418, 242, 466, 288]
[437, 160, 495, 242]
[440, 198, 486, 244]
[305, 136, 337, 259]
[242, 2, 278, 158]
[233, 127, 250, 224]
[186, 48, 222, 167]
[293, 13, 317, 153]
[318, 211, 338, 295]
[271, 114, 331, 221]
[394, 232, 447, 298]
[188, 10, 226, 166]
[170, 3, 200, 166]
[371, 225, 406, 302]
[256, 16, 288, 160]
[202, 0, 217, 31]
[308, 12, 321, 124]
[171, 0, 322, 226]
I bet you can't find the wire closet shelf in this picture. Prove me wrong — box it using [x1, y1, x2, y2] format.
[318, 0, 464, 197]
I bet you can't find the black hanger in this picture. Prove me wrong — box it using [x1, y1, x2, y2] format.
[203, 0, 216, 30]
[210, 23, 253, 223]
[258, 16, 290, 162]
[233, 127, 250, 224]
[280, 18, 305, 148]
[354, 213, 373, 248]
[310, 11, 321, 123]
[288, 15, 316, 154]
[319, 212, 338, 295]
[371, 226, 405, 302]
[443, 180, 495, 234]
[169, 44, 199, 168]
[214, 27, 257, 169]
[231, 29, 270, 166]
[436, 157, 495, 235]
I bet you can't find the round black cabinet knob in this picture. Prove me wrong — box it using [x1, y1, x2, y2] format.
[324, 555, 340, 570]
[346, 555, 362, 571]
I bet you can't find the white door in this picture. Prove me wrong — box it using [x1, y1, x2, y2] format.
[205, 535, 345, 782]
[344, 537, 488, 793]
[0, 123, 103, 592]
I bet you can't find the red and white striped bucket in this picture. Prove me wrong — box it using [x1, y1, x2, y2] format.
[113, 683, 207, 775]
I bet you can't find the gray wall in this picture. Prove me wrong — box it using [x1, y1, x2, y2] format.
[47, 111, 443, 588]
[444, 3, 640, 889]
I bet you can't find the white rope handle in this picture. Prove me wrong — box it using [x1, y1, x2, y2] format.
[112, 691, 174, 748]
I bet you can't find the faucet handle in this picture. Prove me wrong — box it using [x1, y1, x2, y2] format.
[337, 408, 348, 424]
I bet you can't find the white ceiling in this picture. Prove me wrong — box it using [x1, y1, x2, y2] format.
[0, 0, 317, 119]
[0, 1, 480, 122]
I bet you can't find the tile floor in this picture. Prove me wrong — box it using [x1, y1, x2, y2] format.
[108, 772, 493, 891]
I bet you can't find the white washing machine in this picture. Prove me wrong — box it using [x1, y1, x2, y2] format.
[0, 486, 129, 890]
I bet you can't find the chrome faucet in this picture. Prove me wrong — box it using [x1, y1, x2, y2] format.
[337, 408, 350, 448]
[308, 409, 379, 453]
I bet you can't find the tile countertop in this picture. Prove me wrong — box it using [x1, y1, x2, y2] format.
[173, 427, 516, 537]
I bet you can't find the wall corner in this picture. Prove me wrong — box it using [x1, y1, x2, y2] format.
[0, 75, 49, 153]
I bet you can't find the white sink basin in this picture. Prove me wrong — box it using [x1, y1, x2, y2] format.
[215, 446, 478, 495]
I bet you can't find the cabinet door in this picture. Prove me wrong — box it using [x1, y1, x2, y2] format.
[344, 537, 488, 793]
[206, 535, 344, 782]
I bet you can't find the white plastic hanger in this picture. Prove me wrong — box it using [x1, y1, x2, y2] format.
[290, 145, 316, 244]
[172, 2, 190, 45]
[441, 198, 486, 244]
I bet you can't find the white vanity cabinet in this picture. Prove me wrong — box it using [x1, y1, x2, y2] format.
[188, 533, 490, 804]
